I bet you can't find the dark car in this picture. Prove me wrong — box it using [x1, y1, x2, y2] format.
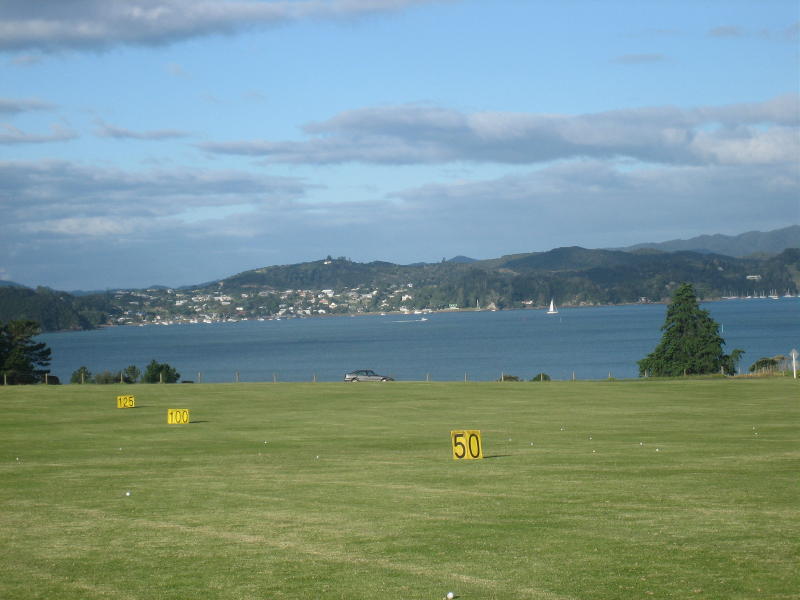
[344, 369, 394, 382]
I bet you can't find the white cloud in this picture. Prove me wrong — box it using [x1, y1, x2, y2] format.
[0, 123, 76, 144]
[199, 94, 800, 167]
[708, 25, 744, 38]
[95, 120, 191, 140]
[0, 0, 446, 53]
[21, 216, 135, 237]
[387, 160, 800, 250]
[2, 155, 797, 290]
[0, 97, 54, 113]
[0, 160, 314, 226]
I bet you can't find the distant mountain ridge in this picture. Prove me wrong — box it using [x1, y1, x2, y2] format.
[3, 227, 799, 331]
[618, 225, 800, 257]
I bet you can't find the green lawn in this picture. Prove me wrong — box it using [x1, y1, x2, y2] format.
[1, 379, 798, 599]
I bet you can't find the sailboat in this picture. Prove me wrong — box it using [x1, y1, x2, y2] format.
[546, 298, 558, 315]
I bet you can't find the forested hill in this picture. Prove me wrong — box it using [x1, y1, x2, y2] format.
[0, 287, 117, 331]
[620, 225, 800, 257]
[222, 247, 800, 307]
[3, 246, 800, 331]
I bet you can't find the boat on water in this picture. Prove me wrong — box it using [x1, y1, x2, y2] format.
[546, 299, 558, 315]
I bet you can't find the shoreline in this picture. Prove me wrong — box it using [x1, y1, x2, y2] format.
[43, 294, 796, 333]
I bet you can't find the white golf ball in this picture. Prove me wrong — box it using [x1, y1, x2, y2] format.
[447, 593, 454, 599]
[125, 491, 131, 496]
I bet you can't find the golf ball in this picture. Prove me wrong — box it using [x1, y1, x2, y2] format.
[447, 593, 454, 599]
[125, 491, 131, 496]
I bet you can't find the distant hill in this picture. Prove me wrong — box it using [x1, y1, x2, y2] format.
[0, 287, 118, 331]
[619, 225, 800, 257]
[214, 246, 799, 308]
[5, 229, 800, 331]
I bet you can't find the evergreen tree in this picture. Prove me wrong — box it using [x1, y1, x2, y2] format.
[0, 320, 52, 384]
[141, 359, 180, 383]
[122, 364, 141, 383]
[638, 283, 742, 376]
[70, 366, 93, 384]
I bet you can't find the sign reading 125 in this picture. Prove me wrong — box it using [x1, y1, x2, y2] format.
[451, 430, 483, 460]
[116, 395, 135, 408]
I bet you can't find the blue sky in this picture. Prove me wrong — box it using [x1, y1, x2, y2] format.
[1, 0, 798, 290]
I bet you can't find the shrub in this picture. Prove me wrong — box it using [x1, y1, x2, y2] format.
[70, 366, 93, 384]
[142, 359, 180, 383]
[498, 374, 520, 382]
[94, 370, 122, 384]
[531, 373, 551, 381]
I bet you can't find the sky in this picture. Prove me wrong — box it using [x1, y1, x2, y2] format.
[1, 0, 799, 291]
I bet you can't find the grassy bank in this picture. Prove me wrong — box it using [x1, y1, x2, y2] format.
[1, 379, 798, 599]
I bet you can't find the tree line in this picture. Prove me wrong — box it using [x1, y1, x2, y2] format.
[70, 360, 181, 384]
[0, 320, 180, 384]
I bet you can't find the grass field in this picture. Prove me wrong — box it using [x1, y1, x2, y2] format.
[1, 378, 798, 599]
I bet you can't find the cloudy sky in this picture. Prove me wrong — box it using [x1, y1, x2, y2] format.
[1, 0, 798, 290]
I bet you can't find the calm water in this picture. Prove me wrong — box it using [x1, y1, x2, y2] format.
[40, 299, 799, 383]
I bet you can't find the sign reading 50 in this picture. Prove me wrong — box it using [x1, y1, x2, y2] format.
[451, 430, 483, 460]
[116, 395, 135, 408]
[167, 408, 190, 424]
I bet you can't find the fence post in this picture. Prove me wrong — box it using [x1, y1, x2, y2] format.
[235, 371, 240, 383]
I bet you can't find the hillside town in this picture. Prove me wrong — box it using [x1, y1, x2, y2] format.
[111, 283, 439, 326]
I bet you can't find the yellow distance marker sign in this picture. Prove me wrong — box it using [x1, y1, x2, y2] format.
[167, 408, 190, 424]
[116, 395, 135, 408]
[451, 430, 483, 460]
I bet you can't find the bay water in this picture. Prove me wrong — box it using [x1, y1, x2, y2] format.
[40, 299, 799, 383]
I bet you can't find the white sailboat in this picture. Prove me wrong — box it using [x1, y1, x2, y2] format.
[546, 298, 558, 314]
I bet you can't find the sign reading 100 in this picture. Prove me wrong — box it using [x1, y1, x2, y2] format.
[167, 408, 190, 425]
[451, 430, 483, 460]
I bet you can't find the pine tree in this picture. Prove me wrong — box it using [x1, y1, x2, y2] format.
[0, 320, 52, 384]
[638, 283, 742, 377]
